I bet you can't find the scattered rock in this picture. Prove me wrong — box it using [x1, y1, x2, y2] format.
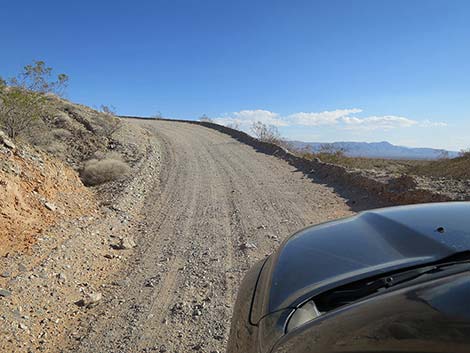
[76, 292, 102, 308]
[0, 288, 12, 297]
[114, 237, 136, 250]
[144, 275, 161, 288]
[44, 202, 57, 212]
[0, 271, 11, 278]
[0, 131, 16, 150]
[57, 273, 67, 283]
[239, 242, 257, 250]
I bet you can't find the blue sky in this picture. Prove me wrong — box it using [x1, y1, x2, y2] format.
[1, 0, 469, 150]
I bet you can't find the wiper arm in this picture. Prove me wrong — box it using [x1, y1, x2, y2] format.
[316, 260, 470, 312]
[317, 265, 439, 310]
[380, 265, 439, 288]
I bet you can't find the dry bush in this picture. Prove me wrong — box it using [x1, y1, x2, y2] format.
[250, 121, 283, 144]
[80, 158, 130, 186]
[95, 112, 121, 139]
[199, 114, 213, 123]
[43, 142, 67, 159]
[51, 128, 73, 140]
[411, 149, 470, 180]
[314, 144, 348, 164]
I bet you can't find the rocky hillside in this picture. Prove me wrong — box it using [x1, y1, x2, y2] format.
[0, 131, 95, 257]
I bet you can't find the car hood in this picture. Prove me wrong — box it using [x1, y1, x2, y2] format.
[260, 202, 470, 319]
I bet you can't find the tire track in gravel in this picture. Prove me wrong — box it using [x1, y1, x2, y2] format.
[72, 120, 355, 353]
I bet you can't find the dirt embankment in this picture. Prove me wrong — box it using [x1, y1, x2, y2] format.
[0, 132, 95, 257]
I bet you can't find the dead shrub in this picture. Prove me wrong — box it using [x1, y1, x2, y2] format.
[250, 121, 282, 144]
[52, 128, 72, 140]
[80, 158, 130, 186]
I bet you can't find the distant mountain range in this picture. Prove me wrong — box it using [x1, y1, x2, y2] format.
[289, 141, 459, 160]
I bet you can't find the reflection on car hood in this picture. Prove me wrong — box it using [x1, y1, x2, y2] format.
[268, 202, 470, 313]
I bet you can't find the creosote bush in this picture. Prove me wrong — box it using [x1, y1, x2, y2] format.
[0, 60, 69, 140]
[80, 158, 130, 186]
[250, 121, 283, 145]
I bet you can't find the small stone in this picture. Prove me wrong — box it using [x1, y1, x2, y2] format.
[18, 323, 28, 330]
[0, 271, 11, 278]
[0, 289, 12, 297]
[76, 292, 102, 308]
[57, 273, 66, 283]
[239, 242, 257, 250]
[115, 237, 136, 250]
[45, 202, 57, 212]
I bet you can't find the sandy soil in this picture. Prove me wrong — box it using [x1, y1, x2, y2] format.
[70, 120, 354, 353]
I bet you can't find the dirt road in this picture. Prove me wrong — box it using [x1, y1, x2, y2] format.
[73, 120, 353, 353]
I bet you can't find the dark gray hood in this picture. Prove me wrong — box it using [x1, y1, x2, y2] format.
[260, 202, 470, 319]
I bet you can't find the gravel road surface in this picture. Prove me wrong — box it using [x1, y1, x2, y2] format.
[73, 120, 353, 353]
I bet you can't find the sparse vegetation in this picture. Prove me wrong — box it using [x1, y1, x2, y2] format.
[0, 87, 45, 139]
[9, 60, 69, 96]
[199, 114, 213, 123]
[250, 121, 283, 145]
[80, 157, 130, 186]
[410, 152, 470, 180]
[152, 111, 163, 119]
[95, 106, 122, 139]
[0, 60, 69, 140]
[100, 105, 116, 115]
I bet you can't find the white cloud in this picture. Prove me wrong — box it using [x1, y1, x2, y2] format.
[341, 115, 418, 130]
[213, 109, 287, 127]
[287, 109, 362, 126]
[419, 119, 448, 127]
[212, 109, 446, 132]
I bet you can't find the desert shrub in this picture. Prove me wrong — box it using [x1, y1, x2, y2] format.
[100, 105, 116, 115]
[9, 60, 68, 96]
[43, 142, 67, 159]
[0, 87, 45, 139]
[52, 128, 73, 140]
[152, 111, 163, 119]
[250, 121, 283, 144]
[80, 158, 130, 186]
[0, 60, 69, 140]
[409, 147, 470, 180]
[313, 144, 348, 163]
[95, 113, 121, 139]
[459, 149, 470, 158]
[199, 114, 213, 123]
